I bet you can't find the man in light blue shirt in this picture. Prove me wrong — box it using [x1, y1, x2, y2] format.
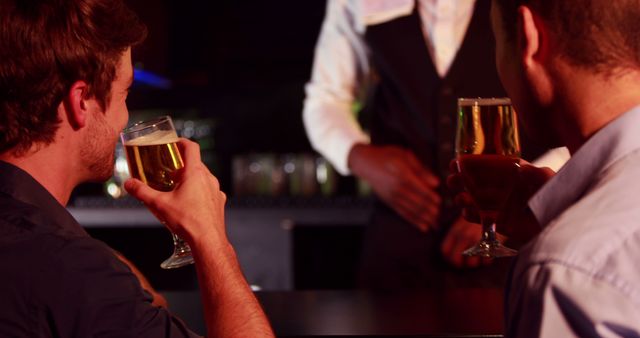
[455, 0, 640, 336]
[507, 109, 640, 337]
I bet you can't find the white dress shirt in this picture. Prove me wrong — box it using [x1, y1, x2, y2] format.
[303, 0, 476, 175]
[506, 106, 640, 337]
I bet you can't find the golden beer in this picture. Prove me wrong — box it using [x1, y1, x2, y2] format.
[121, 116, 194, 269]
[456, 99, 520, 157]
[455, 97, 520, 257]
[456, 98, 521, 218]
[123, 130, 183, 192]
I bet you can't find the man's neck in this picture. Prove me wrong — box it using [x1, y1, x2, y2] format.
[552, 65, 640, 154]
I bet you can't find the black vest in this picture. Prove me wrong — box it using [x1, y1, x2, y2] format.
[363, 0, 505, 181]
[356, 1, 534, 285]
[361, 0, 546, 226]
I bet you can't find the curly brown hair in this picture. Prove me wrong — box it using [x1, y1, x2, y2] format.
[493, 0, 640, 75]
[0, 0, 147, 155]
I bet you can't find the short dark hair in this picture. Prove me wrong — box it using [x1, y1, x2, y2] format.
[0, 0, 147, 155]
[494, 0, 640, 74]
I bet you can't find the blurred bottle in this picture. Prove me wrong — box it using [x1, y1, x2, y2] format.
[104, 143, 130, 199]
[232, 153, 338, 199]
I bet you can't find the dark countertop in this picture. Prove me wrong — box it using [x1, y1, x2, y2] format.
[72, 201, 375, 290]
[164, 289, 504, 337]
[68, 198, 373, 228]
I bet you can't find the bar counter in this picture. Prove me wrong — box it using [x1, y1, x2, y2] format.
[69, 201, 372, 290]
[71, 201, 505, 337]
[165, 288, 504, 337]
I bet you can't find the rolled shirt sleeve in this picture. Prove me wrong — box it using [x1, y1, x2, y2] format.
[302, 0, 370, 176]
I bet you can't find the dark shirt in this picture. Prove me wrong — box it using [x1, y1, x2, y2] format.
[0, 161, 199, 337]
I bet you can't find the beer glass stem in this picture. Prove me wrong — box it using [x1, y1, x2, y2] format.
[482, 217, 499, 245]
[160, 232, 194, 269]
[173, 234, 191, 255]
[462, 215, 517, 258]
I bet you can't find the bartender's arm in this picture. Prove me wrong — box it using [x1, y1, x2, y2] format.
[303, 0, 442, 232]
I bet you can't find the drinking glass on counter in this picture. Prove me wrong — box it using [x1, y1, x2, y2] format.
[231, 153, 337, 198]
[120, 115, 194, 269]
[455, 98, 520, 258]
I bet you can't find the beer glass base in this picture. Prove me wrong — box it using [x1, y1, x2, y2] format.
[160, 252, 195, 269]
[462, 240, 517, 258]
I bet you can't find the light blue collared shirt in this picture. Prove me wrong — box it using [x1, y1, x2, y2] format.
[506, 106, 640, 337]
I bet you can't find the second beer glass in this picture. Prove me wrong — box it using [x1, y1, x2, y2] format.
[455, 98, 520, 258]
[121, 115, 195, 269]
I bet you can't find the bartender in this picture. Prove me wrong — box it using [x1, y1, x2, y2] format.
[303, 0, 568, 288]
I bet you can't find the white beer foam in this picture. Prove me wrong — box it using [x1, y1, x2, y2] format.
[125, 130, 179, 146]
[458, 97, 511, 106]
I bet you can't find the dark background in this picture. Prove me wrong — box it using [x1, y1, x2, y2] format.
[78, 1, 369, 292]
[125, 0, 328, 192]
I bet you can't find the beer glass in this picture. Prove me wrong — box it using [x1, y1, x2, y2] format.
[120, 116, 194, 269]
[455, 98, 520, 258]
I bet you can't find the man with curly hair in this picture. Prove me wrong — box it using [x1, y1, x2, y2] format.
[0, 0, 273, 336]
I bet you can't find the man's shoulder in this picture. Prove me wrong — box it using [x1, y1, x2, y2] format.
[0, 215, 119, 278]
[0, 193, 125, 278]
[506, 250, 640, 337]
[0, 193, 84, 247]
[0, 208, 175, 337]
[515, 157, 640, 301]
[522, 206, 640, 277]
[527, 147, 640, 260]
[0, 193, 40, 224]
[508, 143, 640, 336]
[0, 215, 146, 310]
[0, 194, 56, 250]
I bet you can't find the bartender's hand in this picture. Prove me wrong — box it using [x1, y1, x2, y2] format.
[447, 159, 554, 249]
[348, 144, 442, 232]
[441, 217, 491, 268]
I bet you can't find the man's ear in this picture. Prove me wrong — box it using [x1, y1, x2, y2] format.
[63, 81, 90, 130]
[518, 5, 554, 105]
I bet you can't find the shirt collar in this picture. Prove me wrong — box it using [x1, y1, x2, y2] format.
[358, 0, 415, 26]
[359, 0, 476, 23]
[529, 105, 640, 227]
[0, 161, 87, 237]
